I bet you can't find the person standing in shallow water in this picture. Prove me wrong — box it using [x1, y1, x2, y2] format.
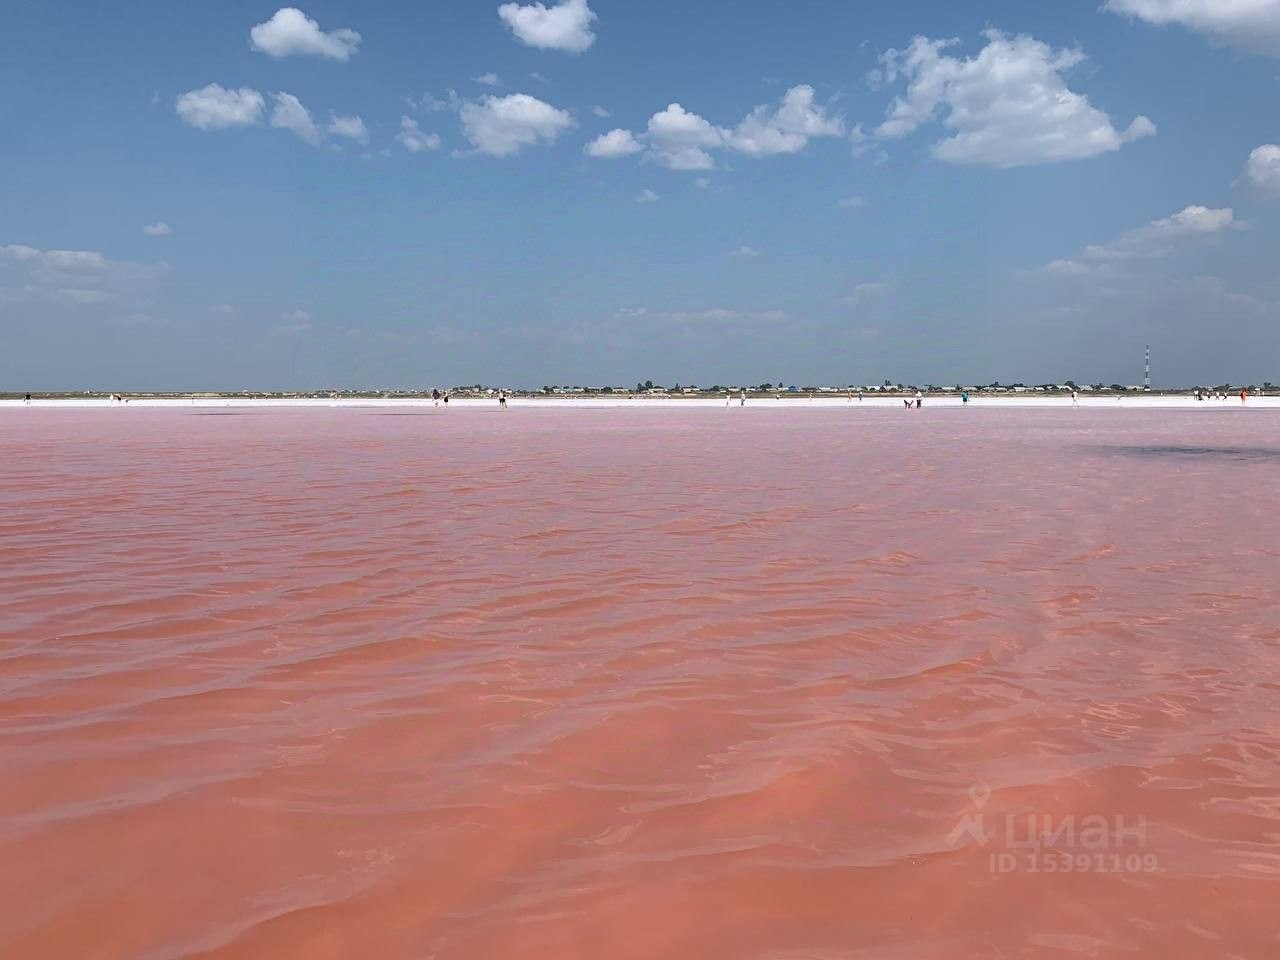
[432, 388, 440, 407]
[24, 393, 31, 405]
[915, 390, 923, 409]
[499, 390, 507, 409]
[1241, 389, 1248, 405]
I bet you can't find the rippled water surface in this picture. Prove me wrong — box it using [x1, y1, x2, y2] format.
[2, 407, 1278, 959]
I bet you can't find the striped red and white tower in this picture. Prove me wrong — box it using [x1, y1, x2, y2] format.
[1144, 345, 1151, 391]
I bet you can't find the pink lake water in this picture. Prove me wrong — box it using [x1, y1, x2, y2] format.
[1, 406, 1278, 959]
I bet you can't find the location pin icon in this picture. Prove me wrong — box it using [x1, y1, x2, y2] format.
[969, 781, 992, 809]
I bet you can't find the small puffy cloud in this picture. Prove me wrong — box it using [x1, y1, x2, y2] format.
[142, 222, 173, 236]
[176, 84, 264, 130]
[725, 85, 844, 156]
[250, 7, 361, 61]
[592, 105, 610, 118]
[843, 281, 889, 302]
[498, 0, 597, 53]
[837, 195, 866, 209]
[1045, 258, 1094, 276]
[694, 177, 710, 189]
[635, 188, 659, 203]
[585, 128, 643, 158]
[730, 245, 761, 258]
[474, 73, 502, 86]
[398, 116, 441, 153]
[871, 31, 1156, 167]
[406, 91, 458, 113]
[1244, 144, 1280, 193]
[646, 102, 725, 170]
[459, 93, 573, 156]
[612, 86, 843, 170]
[270, 92, 321, 145]
[327, 114, 369, 144]
[1048, 204, 1244, 274]
[1104, 0, 1280, 56]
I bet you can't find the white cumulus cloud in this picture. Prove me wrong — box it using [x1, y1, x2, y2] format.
[250, 7, 361, 61]
[585, 128, 643, 158]
[645, 103, 726, 170]
[1, 243, 165, 305]
[1104, 0, 1280, 56]
[397, 116, 441, 153]
[270, 92, 321, 145]
[872, 30, 1156, 167]
[603, 86, 844, 170]
[175, 84, 264, 130]
[142, 222, 173, 236]
[498, 0, 597, 53]
[1048, 204, 1244, 275]
[1244, 144, 1280, 192]
[459, 93, 574, 156]
[725, 85, 845, 156]
[474, 73, 502, 86]
[635, 188, 659, 203]
[327, 114, 369, 144]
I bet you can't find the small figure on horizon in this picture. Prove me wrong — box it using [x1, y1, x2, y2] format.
[915, 390, 923, 409]
[432, 388, 440, 407]
[24, 393, 32, 405]
[961, 391, 969, 405]
[499, 390, 507, 408]
[858, 390, 864, 402]
[740, 388, 747, 407]
[442, 392, 449, 407]
[1071, 389, 1079, 408]
[1241, 389, 1248, 405]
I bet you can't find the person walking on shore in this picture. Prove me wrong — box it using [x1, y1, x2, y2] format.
[432, 389, 440, 407]
[24, 393, 31, 405]
[914, 390, 923, 409]
[1241, 389, 1248, 405]
[1071, 389, 1079, 408]
[499, 390, 507, 409]
[961, 391, 969, 406]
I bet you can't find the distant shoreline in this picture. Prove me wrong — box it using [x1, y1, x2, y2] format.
[4, 393, 1278, 410]
[2, 387, 1274, 403]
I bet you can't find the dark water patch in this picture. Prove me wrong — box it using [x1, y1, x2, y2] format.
[1106, 445, 1280, 462]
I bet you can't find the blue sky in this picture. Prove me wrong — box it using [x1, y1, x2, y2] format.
[3, 0, 1279, 390]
